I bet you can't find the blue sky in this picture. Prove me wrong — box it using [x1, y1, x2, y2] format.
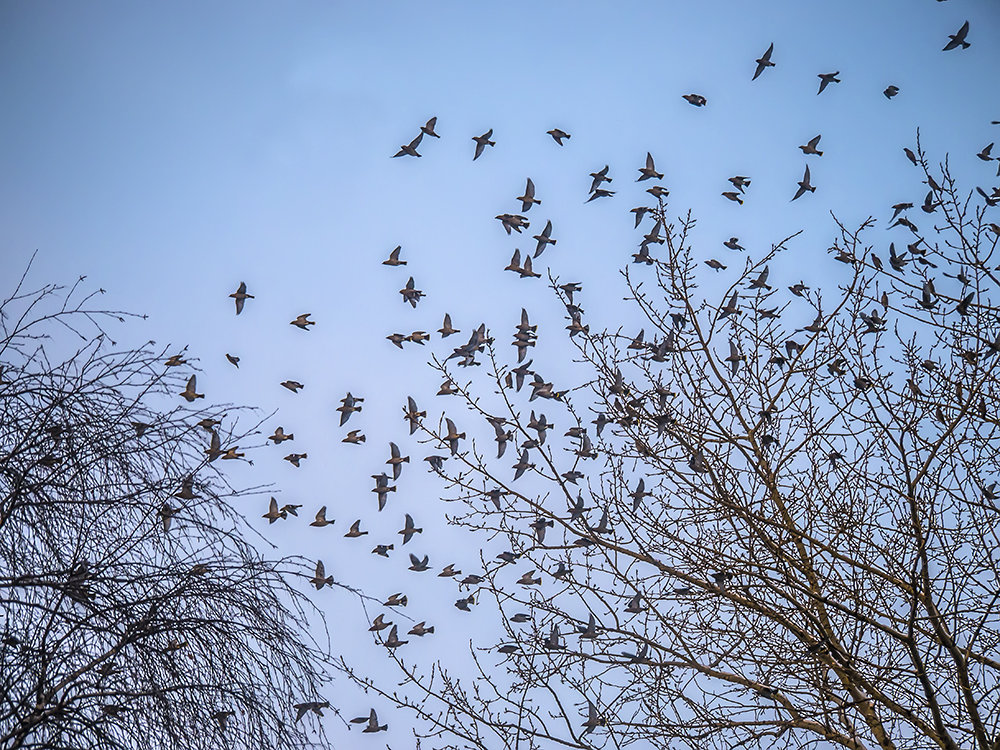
[2, 0, 999, 745]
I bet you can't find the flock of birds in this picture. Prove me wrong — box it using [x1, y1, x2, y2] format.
[157, 16, 1000, 740]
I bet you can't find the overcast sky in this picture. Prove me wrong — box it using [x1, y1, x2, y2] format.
[2, 1, 998, 745]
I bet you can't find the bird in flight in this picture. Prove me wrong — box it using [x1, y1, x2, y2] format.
[589, 165, 612, 193]
[310, 506, 333, 527]
[532, 220, 556, 257]
[682, 93, 707, 107]
[799, 134, 823, 156]
[229, 281, 253, 315]
[943, 20, 970, 51]
[403, 396, 425, 434]
[310, 560, 333, 590]
[438, 313, 459, 337]
[180, 375, 204, 402]
[752, 42, 775, 80]
[399, 513, 422, 544]
[472, 129, 495, 160]
[884, 85, 899, 99]
[792, 165, 815, 200]
[517, 178, 540, 212]
[420, 116, 440, 138]
[351, 708, 387, 733]
[338, 392, 364, 425]
[269, 426, 293, 443]
[637, 152, 663, 181]
[263, 498, 286, 524]
[817, 72, 841, 95]
[547, 128, 570, 145]
[289, 313, 315, 330]
[393, 132, 423, 158]
[382, 245, 406, 266]
[399, 277, 425, 308]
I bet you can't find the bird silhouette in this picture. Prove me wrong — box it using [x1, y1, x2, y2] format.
[547, 128, 570, 145]
[517, 178, 540, 212]
[180, 375, 203, 402]
[752, 42, 775, 80]
[472, 129, 495, 160]
[943, 20, 970, 50]
[229, 281, 253, 315]
[816, 71, 841, 94]
[393, 132, 423, 157]
[382, 245, 406, 266]
[799, 135, 823, 156]
[792, 165, 816, 200]
[399, 513, 422, 544]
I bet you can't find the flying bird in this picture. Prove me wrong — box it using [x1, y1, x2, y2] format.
[532, 220, 557, 257]
[637, 152, 663, 181]
[229, 281, 253, 315]
[310, 560, 333, 590]
[799, 135, 823, 156]
[472, 129, 495, 160]
[817, 72, 841, 95]
[438, 313, 459, 337]
[547, 128, 570, 145]
[587, 188, 615, 202]
[180, 375, 204, 402]
[382, 245, 406, 266]
[344, 519, 368, 538]
[517, 178, 540, 212]
[351, 709, 387, 733]
[387, 442, 409, 480]
[792, 165, 815, 200]
[420, 117, 440, 138]
[943, 20, 970, 51]
[290, 313, 315, 330]
[337, 392, 364, 425]
[371, 473, 396, 511]
[589, 165, 612, 193]
[310, 506, 333, 528]
[399, 276, 425, 307]
[399, 513, 422, 544]
[263, 497, 288, 524]
[752, 42, 775, 80]
[403, 396, 426, 434]
[682, 93, 707, 107]
[884, 85, 899, 99]
[393, 132, 423, 158]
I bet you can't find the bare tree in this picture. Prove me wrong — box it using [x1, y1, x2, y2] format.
[0, 266, 337, 750]
[352, 141, 1000, 750]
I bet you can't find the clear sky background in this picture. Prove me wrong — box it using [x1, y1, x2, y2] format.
[2, 1, 999, 746]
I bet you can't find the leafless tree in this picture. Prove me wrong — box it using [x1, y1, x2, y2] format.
[0, 266, 337, 750]
[354, 141, 1000, 750]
